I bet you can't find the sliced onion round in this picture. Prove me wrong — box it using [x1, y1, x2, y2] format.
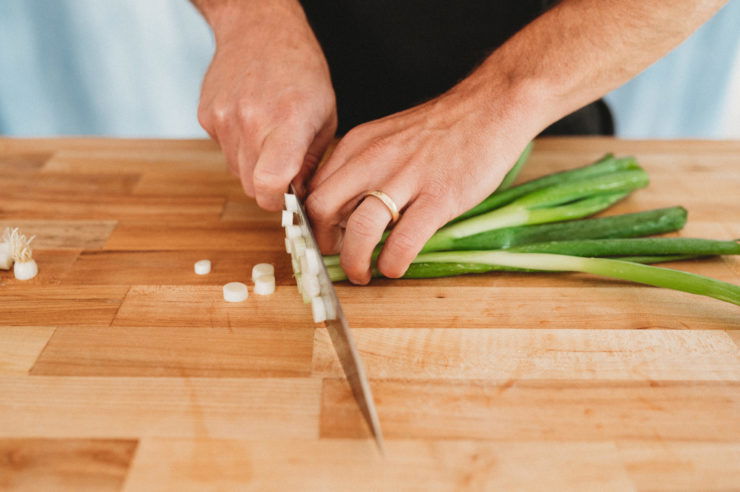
[223, 282, 248, 302]
[253, 274, 276, 295]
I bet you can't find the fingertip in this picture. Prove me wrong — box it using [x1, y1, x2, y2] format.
[256, 194, 284, 212]
[340, 255, 371, 285]
[377, 258, 408, 279]
[348, 270, 372, 285]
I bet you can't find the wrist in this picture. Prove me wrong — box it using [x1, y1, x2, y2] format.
[454, 67, 553, 145]
[197, 0, 305, 43]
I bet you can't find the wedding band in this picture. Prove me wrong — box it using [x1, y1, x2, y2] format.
[363, 190, 400, 225]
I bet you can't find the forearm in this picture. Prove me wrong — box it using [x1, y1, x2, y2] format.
[190, 0, 311, 39]
[464, 0, 728, 132]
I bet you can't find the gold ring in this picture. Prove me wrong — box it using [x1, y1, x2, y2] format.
[363, 190, 400, 225]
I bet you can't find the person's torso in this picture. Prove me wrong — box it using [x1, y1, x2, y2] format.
[300, 1, 611, 135]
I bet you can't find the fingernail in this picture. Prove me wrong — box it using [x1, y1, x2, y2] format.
[350, 272, 371, 285]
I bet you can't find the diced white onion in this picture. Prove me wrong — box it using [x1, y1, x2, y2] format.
[194, 259, 211, 275]
[252, 263, 274, 282]
[302, 289, 312, 304]
[301, 273, 321, 297]
[223, 282, 248, 302]
[291, 256, 301, 274]
[285, 225, 302, 240]
[284, 193, 300, 212]
[13, 259, 38, 280]
[291, 237, 307, 257]
[323, 296, 337, 320]
[303, 248, 321, 275]
[281, 210, 294, 227]
[311, 296, 327, 323]
[299, 255, 310, 276]
[285, 237, 292, 254]
[294, 273, 303, 292]
[253, 274, 275, 295]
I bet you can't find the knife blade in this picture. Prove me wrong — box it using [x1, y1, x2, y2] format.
[286, 186, 384, 453]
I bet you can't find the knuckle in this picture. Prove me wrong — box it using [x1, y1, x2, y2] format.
[236, 101, 255, 122]
[305, 193, 332, 224]
[197, 108, 212, 131]
[339, 255, 362, 278]
[346, 209, 384, 239]
[276, 93, 309, 120]
[211, 105, 232, 126]
[340, 125, 369, 148]
[385, 229, 419, 258]
[252, 167, 285, 192]
[421, 175, 452, 203]
[359, 137, 388, 160]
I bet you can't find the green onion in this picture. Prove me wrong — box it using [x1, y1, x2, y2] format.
[322, 207, 687, 267]
[497, 142, 534, 191]
[325, 156, 648, 265]
[450, 154, 640, 223]
[328, 251, 740, 306]
[422, 168, 648, 251]
[437, 206, 687, 251]
[609, 254, 705, 263]
[508, 238, 740, 257]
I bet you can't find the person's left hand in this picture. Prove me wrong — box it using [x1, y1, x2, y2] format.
[305, 77, 541, 284]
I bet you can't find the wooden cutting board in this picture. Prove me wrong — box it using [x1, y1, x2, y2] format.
[0, 137, 738, 491]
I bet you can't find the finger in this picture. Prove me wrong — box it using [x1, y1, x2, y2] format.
[341, 186, 411, 284]
[376, 196, 454, 278]
[305, 160, 378, 254]
[237, 141, 258, 197]
[308, 124, 383, 192]
[252, 126, 314, 211]
[294, 117, 336, 199]
[213, 126, 239, 178]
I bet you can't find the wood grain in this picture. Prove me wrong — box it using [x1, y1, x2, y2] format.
[111, 285, 311, 329]
[334, 285, 740, 329]
[0, 192, 225, 221]
[0, 327, 55, 375]
[104, 221, 283, 251]
[32, 325, 314, 377]
[0, 172, 139, 196]
[321, 379, 740, 441]
[0, 285, 128, 327]
[0, 151, 52, 173]
[123, 438, 634, 491]
[220, 199, 283, 222]
[42, 149, 226, 174]
[616, 441, 740, 491]
[133, 171, 245, 199]
[64, 249, 294, 285]
[0, 439, 137, 492]
[0, 376, 321, 439]
[0, 220, 117, 250]
[0, 250, 80, 286]
[312, 328, 740, 380]
[1, 138, 738, 489]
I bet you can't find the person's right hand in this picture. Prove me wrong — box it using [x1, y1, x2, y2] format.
[196, 0, 337, 210]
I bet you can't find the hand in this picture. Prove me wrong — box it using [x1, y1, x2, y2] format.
[306, 77, 540, 284]
[196, 0, 336, 210]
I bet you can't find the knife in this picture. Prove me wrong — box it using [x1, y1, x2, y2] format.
[285, 185, 384, 453]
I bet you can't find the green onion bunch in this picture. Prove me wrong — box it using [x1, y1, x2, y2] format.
[325, 144, 740, 307]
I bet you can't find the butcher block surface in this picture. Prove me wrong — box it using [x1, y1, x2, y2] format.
[0, 137, 738, 491]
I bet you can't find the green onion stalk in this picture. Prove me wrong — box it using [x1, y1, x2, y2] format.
[324, 206, 688, 268]
[323, 170, 656, 267]
[495, 141, 534, 191]
[450, 153, 641, 223]
[326, 248, 740, 307]
[423, 168, 649, 251]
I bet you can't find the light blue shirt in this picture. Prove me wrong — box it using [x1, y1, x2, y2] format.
[1, 0, 738, 138]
